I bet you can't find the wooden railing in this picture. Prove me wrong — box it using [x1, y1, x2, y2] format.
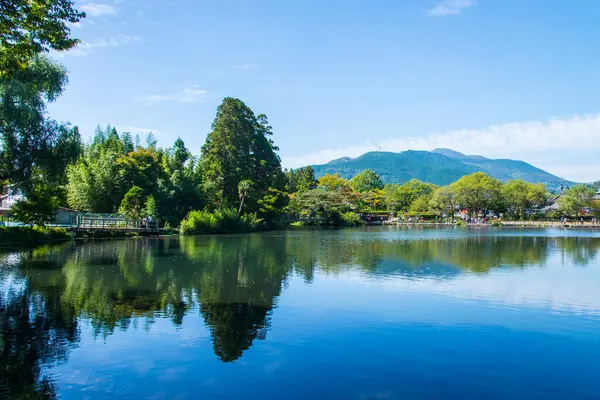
[74, 216, 159, 231]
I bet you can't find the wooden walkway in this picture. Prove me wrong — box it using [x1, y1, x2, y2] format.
[71, 216, 160, 233]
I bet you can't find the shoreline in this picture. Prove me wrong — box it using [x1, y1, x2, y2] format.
[379, 221, 600, 230]
[1, 222, 599, 249]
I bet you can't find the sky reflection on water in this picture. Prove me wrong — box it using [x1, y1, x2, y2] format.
[1, 227, 599, 399]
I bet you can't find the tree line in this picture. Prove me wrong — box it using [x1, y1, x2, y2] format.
[1, 0, 598, 230]
[291, 168, 599, 223]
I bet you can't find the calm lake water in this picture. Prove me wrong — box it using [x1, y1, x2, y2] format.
[1, 227, 600, 399]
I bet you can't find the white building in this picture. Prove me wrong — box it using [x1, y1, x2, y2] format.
[0, 185, 24, 212]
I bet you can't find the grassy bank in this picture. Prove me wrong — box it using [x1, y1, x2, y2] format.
[0, 226, 73, 245]
[0, 226, 171, 246]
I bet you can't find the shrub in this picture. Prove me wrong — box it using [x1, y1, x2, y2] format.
[179, 208, 262, 235]
[0, 226, 73, 244]
[180, 210, 218, 234]
[489, 219, 503, 227]
[455, 219, 467, 227]
[340, 211, 363, 227]
[11, 185, 60, 227]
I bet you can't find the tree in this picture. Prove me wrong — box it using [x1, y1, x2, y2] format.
[0, 0, 85, 77]
[410, 194, 432, 213]
[362, 189, 387, 211]
[295, 166, 318, 193]
[591, 200, 600, 219]
[501, 180, 547, 219]
[66, 136, 124, 213]
[116, 148, 164, 195]
[291, 189, 348, 224]
[451, 172, 502, 217]
[318, 173, 349, 192]
[119, 186, 145, 219]
[384, 179, 436, 212]
[559, 184, 595, 216]
[167, 137, 190, 173]
[145, 132, 157, 149]
[121, 132, 134, 154]
[142, 195, 158, 219]
[237, 180, 253, 216]
[350, 169, 383, 193]
[11, 184, 60, 226]
[201, 98, 283, 204]
[0, 55, 81, 193]
[257, 188, 289, 224]
[429, 186, 456, 217]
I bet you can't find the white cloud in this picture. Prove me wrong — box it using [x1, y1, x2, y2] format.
[282, 113, 600, 182]
[80, 3, 117, 17]
[374, 255, 600, 315]
[235, 63, 258, 70]
[427, 0, 477, 17]
[64, 35, 140, 56]
[136, 86, 207, 104]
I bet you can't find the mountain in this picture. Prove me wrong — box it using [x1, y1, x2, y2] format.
[309, 149, 572, 189]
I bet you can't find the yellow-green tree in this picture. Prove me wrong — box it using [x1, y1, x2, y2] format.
[451, 172, 502, 217]
[501, 180, 547, 219]
[559, 185, 595, 216]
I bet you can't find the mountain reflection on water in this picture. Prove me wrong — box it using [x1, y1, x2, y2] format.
[1, 228, 599, 399]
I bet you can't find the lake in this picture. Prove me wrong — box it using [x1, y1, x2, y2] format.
[1, 227, 600, 399]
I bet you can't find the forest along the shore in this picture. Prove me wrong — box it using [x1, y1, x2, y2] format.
[1, 1, 599, 241]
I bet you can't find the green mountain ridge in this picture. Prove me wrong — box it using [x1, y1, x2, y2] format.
[310, 148, 573, 189]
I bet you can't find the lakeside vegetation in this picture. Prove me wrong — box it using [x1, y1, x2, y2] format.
[1, 1, 598, 237]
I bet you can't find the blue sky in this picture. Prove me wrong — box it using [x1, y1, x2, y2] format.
[50, 0, 600, 182]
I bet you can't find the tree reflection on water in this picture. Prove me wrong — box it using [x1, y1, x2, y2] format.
[0, 230, 598, 398]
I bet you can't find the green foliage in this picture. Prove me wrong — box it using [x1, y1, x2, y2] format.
[67, 129, 203, 225]
[0, 55, 81, 192]
[340, 211, 364, 226]
[455, 219, 467, 227]
[591, 200, 600, 219]
[0, 0, 85, 77]
[290, 189, 351, 226]
[559, 184, 595, 216]
[257, 188, 289, 224]
[360, 189, 386, 211]
[66, 126, 124, 212]
[11, 184, 60, 226]
[293, 166, 319, 193]
[0, 225, 72, 243]
[429, 186, 456, 216]
[409, 194, 432, 213]
[237, 179, 254, 216]
[350, 169, 383, 193]
[201, 98, 283, 205]
[142, 195, 158, 218]
[384, 179, 437, 212]
[179, 208, 261, 235]
[451, 172, 502, 216]
[318, 173, 348, 191]
[119, 186, 145, 219]
[501, 179, 547, 219]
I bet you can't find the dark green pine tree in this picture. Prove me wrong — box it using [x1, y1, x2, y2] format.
[201, 97, 283, 205]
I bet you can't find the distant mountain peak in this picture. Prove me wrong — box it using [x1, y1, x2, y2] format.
[433, 148, 489, 161]
[326, 156, 353, 165]
[432, 148, 468, 159]
[309, 149, 572, 190]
